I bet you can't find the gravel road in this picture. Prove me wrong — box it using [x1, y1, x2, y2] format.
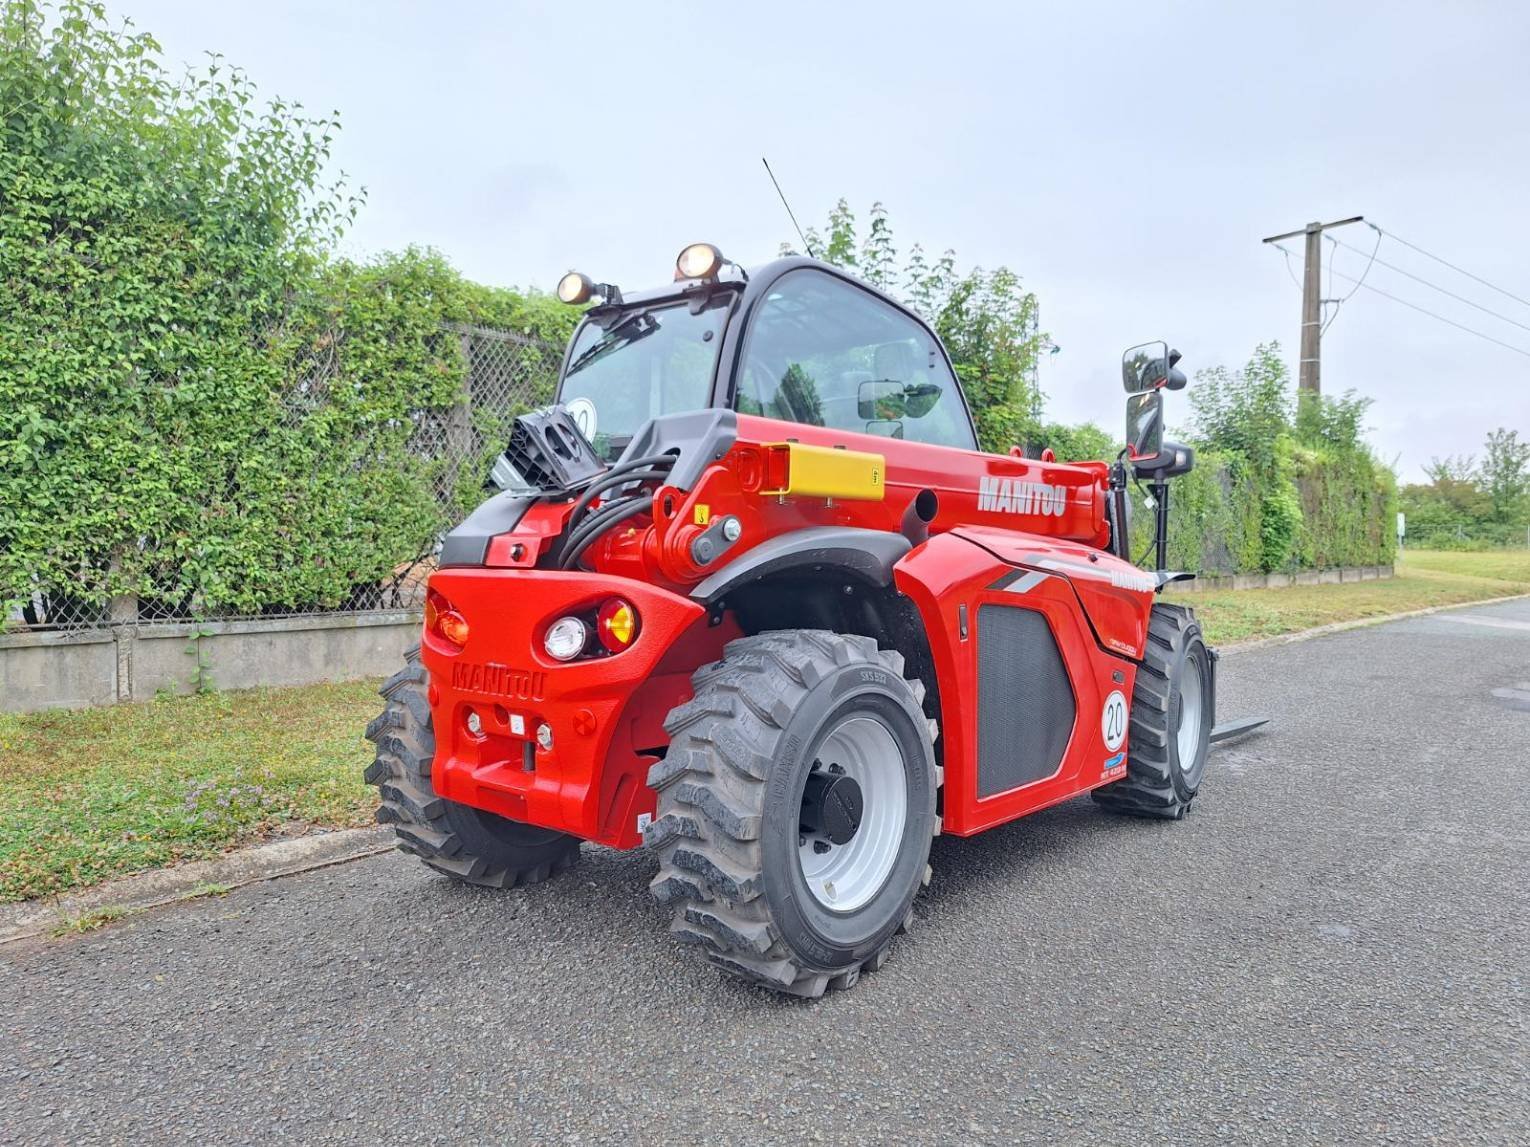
[4, 599, 1528, 1145]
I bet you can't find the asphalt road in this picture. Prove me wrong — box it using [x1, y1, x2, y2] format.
[4, 599, 1528, 1145]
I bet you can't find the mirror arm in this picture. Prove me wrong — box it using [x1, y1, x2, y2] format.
[1108, 459, 1132, 561]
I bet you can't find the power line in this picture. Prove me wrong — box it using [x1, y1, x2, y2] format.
[1330, 234, 1530, 337]
[1322, 226, 1382, 334]
[1276, 245, 1303, 291]
[1372, 224, 1530, 312]
[1270, 243, 1530, 360]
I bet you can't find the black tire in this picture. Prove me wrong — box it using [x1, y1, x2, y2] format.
[1094, 603, 1214, 819]
[647, 630, 940, 998]
[364, 647, 581, 887]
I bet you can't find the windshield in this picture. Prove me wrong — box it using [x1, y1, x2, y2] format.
[557, 299, 728, 459]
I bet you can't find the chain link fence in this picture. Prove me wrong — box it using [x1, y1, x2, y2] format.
[9, 324, 561, 632]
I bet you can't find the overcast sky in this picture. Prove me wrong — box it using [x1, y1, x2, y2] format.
[116, 0, 1529, 479]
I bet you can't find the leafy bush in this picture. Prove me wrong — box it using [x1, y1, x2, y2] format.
[0, 3, 573, 625]
[1038, 421, 1117, 464]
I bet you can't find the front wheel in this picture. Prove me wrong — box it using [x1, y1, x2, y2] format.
[1094, 603, 1214, 819]
[647, 631, 940, 997]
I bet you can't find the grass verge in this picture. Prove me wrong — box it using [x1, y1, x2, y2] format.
[0, 681, 379, 903]
[1170, 549, 1530, 644]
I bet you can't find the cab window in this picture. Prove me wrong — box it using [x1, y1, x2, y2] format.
[737, 270, 976, 450]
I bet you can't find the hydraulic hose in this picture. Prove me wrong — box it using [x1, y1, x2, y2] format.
[565, 454, 675, 536]
[558, 494, 653, 570]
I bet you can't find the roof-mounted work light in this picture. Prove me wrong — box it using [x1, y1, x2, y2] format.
[556, 271, 622, 307]
[675, 242, 726, 281]
[557, 271, 595, 305]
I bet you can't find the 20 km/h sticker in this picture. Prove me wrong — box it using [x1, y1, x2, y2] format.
[1101, 690, 1128, 752]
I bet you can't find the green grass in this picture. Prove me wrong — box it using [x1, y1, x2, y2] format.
[0, 681, 380, 903]
[3, 549, 1526, 905]
[48, 904, 136, 937]
[1171, 549, 1530, 644]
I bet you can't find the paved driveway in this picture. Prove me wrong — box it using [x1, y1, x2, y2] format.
[4, 599, 1528, 1145]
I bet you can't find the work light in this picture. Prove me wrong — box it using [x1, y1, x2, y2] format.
[556, 271, 595, 305]
[676, 242, 725, 281]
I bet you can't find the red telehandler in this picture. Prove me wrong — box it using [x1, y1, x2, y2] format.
[366, 243, 1255, 996]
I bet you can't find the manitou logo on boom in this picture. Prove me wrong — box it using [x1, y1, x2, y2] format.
[978, 477, 1069, 517]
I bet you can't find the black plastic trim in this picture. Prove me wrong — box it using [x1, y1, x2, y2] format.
[614, 409, 738, 491]
[439, 492, 535, 567]
[690, 526, 912, 604]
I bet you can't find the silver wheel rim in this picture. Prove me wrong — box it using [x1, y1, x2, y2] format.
[1177, 656, 1205, 766]
[798, 715, 908, 913]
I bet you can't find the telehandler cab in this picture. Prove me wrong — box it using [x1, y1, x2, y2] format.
[366, 243, 1226, 996]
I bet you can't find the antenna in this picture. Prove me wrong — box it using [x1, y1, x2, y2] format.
[762, 157, 816, 259]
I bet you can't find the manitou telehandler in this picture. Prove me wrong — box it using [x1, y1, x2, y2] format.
[366, 243, 1229, 996]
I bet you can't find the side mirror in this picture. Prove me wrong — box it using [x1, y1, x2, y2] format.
[1123, 340, 1167, 393]
[857, 380, 943, 420]
[1126, 390, 1164, 460]
[1122, 341, 1188, 392]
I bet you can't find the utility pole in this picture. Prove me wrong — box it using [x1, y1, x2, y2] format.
[1261, 215, 1364, 396]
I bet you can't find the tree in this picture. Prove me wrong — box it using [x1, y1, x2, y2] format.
[1189, 342, 1292, 473]
[1479, 428, 1530, 524]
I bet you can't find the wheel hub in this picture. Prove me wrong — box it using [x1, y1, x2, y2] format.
[797, 715, 908, 913]
[800, 769, 864, 845]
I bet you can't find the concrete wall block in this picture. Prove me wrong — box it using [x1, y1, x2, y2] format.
[1318, 569, 1343, 585]
[1, 613, 420, 713]
[1264, 572, 1292, 589]
[0, 630, 118, 712]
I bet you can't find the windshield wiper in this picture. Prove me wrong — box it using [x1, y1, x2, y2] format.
[564, 311, 660, 377]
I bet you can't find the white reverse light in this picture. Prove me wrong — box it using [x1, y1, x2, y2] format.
[544, 616, 588, 661]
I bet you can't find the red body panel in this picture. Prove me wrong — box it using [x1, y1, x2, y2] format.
[420, 569, 735, 848]
[422, 414, 1156, 847]
[893, 533, 1144, 835]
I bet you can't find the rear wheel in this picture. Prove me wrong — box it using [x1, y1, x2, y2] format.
[364, 647, 581, 887]
[647, 630, 940, 997]
[1094, 603, 1213, 819]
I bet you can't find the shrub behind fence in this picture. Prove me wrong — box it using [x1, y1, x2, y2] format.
[6, 321, 559, 632]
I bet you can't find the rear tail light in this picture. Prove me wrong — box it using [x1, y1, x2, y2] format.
[597, 599, 638, 651]
[425, 588, 470, 650]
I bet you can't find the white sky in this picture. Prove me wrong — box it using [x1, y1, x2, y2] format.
[115, 0, 1530, 480]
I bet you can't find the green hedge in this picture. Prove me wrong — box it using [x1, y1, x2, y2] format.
[1142, 345, 1397, 574]
[1146, 446, 1395, 575]
[0, 5, 573, 625]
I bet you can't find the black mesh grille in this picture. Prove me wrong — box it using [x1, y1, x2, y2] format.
[976, 604, 1077, 797]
